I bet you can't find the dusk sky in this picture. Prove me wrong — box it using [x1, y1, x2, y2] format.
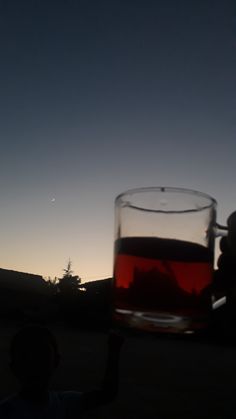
[0, 0, 235, 281]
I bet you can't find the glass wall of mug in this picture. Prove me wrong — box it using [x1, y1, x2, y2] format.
[112, 187, 217, 333]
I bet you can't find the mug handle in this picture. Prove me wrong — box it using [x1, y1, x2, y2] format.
[214, 223, 228, 237]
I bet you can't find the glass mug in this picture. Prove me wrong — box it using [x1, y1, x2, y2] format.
[112, 187, 225, 334]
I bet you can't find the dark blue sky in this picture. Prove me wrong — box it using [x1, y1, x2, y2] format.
[0, 0, 235, 280]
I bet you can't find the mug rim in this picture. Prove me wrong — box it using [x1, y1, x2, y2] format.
[115, 186, 217, 214]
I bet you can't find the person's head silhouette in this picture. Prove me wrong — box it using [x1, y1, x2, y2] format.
[9, 325, 60, 400]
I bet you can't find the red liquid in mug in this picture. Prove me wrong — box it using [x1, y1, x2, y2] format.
[113, 237, 214, 332]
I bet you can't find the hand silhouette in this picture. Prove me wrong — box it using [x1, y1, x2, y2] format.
[212, 212, 236, 340]
[214, 211, 236, 298]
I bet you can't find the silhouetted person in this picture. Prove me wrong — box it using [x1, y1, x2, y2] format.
[0, 325, 123, 418]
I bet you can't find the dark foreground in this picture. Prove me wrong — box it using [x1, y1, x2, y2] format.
[0, 321, 235, 419]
